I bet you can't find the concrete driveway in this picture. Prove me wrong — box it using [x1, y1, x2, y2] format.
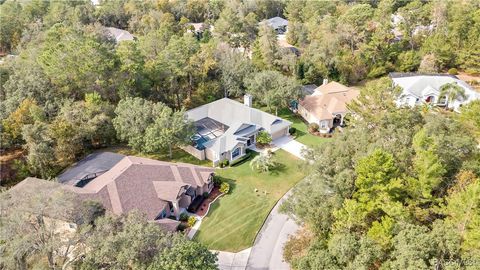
[215, 248, 251, 270]
[246, 190, 299, 270]
[272, 136, 307, 160]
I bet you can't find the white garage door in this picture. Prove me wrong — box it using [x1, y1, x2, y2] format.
[270, 128, 288, 140]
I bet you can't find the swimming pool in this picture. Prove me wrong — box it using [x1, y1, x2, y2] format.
[191, 134, 209, 150]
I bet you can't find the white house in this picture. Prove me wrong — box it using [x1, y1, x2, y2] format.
[185, 96, 291, 166]
[261, 16, 288, 34]
[105, 27, 134, 43]
[390, 73, 480, 111]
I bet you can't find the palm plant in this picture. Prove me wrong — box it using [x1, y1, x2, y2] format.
[439, 82, 467, 109]
[250, 152, 275, 172]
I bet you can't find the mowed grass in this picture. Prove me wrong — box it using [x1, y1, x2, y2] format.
[194, 150, 306, 252]
[276, 108, 330, 147]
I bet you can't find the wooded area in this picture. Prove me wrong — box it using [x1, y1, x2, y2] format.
[0, 0, 480, 269]
[1, 0, 479, 183]
[282, 78, 480, 269]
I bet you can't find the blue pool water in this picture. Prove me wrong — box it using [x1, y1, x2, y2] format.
[192, 134, 209, 150]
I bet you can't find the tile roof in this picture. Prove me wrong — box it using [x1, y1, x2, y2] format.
[299, 82, 359, 121]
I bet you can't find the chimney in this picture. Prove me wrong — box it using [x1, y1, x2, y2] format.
[244, 94, 253, 107]
[323, 78, 329, 85]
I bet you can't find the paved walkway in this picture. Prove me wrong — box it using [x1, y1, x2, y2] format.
[272, 136, 307, 160]
[215, 248, 251, 270]
[213, 136, 305, 270]
[246, 190, 299, 270]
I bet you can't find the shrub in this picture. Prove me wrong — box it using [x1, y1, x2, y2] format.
[469, 80, 479, 86]
[219, 159, 229, 168]
[308, 123, 319, 133]
[219, 182, 230, 194]
[203, 192, 209, 198]
[177, 223, 188, 231]
[213, 176, 223, 187]
[179, 213, 189, 222]
[250, 152, 275, 172]
[367, 65, 387, 79]
[187, 216, 197, 227]
[289, 127, 296, 135]
[448, 68, 458, 75]
[256, 131, 272, 146]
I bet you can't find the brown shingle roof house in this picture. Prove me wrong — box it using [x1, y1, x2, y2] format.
[298, 81, 359, 133]
[8, 154, 215, 231]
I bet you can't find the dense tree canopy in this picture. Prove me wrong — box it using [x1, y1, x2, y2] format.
[0, 186, 217, 270]
[0, 1, 479, 269]
[282, 78, 480, 270]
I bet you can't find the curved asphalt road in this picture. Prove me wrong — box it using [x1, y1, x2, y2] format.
[246, 190, 299, 270]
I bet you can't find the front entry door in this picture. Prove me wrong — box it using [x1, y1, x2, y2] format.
[247, 135, 255, 146]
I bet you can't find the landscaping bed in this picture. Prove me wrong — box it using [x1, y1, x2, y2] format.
[195, 187, 223, 217]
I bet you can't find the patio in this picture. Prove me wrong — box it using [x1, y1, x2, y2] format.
[192, 117, 229, 149]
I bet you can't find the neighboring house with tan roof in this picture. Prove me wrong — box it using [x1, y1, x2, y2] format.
[185, 97, 291, 166]
[8, 154, 215, 231]
[298, 80, 359, 133]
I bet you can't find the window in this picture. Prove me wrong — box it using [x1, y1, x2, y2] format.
[155, 209, 167, 220]
[232, 147, 241, 159]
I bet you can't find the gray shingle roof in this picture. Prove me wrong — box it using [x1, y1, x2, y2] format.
[57, 152, 125, 184]
[264, 17, 288, 30]
[105, 27, 134, 43]
[390, 73, 478, 99]
[10, 155, 215, 227]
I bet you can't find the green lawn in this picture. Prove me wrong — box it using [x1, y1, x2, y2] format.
[194, 150, 306, 252]
[96, 145, 212, 167]
[276, 108, 329, 147]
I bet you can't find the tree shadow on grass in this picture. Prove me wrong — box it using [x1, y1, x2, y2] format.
[293, 129, 307, 138]
[268, 162, 287, 176]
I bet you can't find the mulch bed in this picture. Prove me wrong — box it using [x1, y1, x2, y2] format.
[195, 187, 223, 217]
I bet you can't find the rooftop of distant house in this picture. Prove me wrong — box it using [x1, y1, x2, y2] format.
[300, 81, 359, 120]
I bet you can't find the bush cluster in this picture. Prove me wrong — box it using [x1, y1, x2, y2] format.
[308, 123, 319, 133]
[187, 216, 197, 227]
[219, 182, 230, 194]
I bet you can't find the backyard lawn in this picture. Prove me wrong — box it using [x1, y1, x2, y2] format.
[276, 108, 330, 147]
[194, 150, 306, 252]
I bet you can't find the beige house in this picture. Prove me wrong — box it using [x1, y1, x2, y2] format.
[9, 155, 215, 231]
[298, 81, 359, 133]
